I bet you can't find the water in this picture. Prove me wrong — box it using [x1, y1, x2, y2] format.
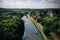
[22, 16, 42, 40]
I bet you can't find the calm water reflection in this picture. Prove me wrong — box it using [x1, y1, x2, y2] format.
[22, 16, 42, 40]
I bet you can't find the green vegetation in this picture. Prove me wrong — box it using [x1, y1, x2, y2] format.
[40, 16, 60, 40]
[0, 9, 60, 40]
[0, 12, 25, 40]
[30, 9, 60, 40]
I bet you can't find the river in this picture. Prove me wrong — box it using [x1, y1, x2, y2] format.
[22, 16, 42, 40]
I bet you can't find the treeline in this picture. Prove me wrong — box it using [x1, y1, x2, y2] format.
[0, 12, 25, 40]
[30, 9, 60, 40]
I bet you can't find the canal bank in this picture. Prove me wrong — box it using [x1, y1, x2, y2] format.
[28, 15, 48, 40]
[22, 16, 42, 40]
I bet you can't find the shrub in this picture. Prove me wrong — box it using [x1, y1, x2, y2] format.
[40, 18, 53, 27]
[43, 26, 50, 36]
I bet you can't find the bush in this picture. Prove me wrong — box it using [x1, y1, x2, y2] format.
[40, 18, 53, 27]
[43, 26, 50, 36]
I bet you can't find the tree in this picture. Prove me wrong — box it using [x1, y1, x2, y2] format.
[0, 14, 25, 40]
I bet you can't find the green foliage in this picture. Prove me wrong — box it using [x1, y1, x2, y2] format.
[40, 17, 60, 37]
[0, 13, 24, 40]
[43, 26, 50, 36]
[29, 9, 60, 40]
[40, 17, 53, 27]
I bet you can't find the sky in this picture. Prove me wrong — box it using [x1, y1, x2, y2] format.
[0, 0, 60, 9]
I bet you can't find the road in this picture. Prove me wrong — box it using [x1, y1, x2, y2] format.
[22, 16, 42, 40]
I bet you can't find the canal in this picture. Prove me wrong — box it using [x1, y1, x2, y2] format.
[22, 16, 42, 40]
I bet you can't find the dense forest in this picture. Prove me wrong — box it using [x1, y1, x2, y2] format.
[0, 11, 25, 40]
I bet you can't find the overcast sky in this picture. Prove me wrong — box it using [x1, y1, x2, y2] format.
[0, 0, 60, 9]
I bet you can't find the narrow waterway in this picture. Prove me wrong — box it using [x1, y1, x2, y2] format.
[22, 16, 42, 40]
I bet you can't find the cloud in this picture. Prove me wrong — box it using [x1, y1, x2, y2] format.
[0, 0, 60, 8]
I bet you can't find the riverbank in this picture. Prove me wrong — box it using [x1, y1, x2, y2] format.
[28, 15, 48, 40]
[22, 16, 42, 40]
